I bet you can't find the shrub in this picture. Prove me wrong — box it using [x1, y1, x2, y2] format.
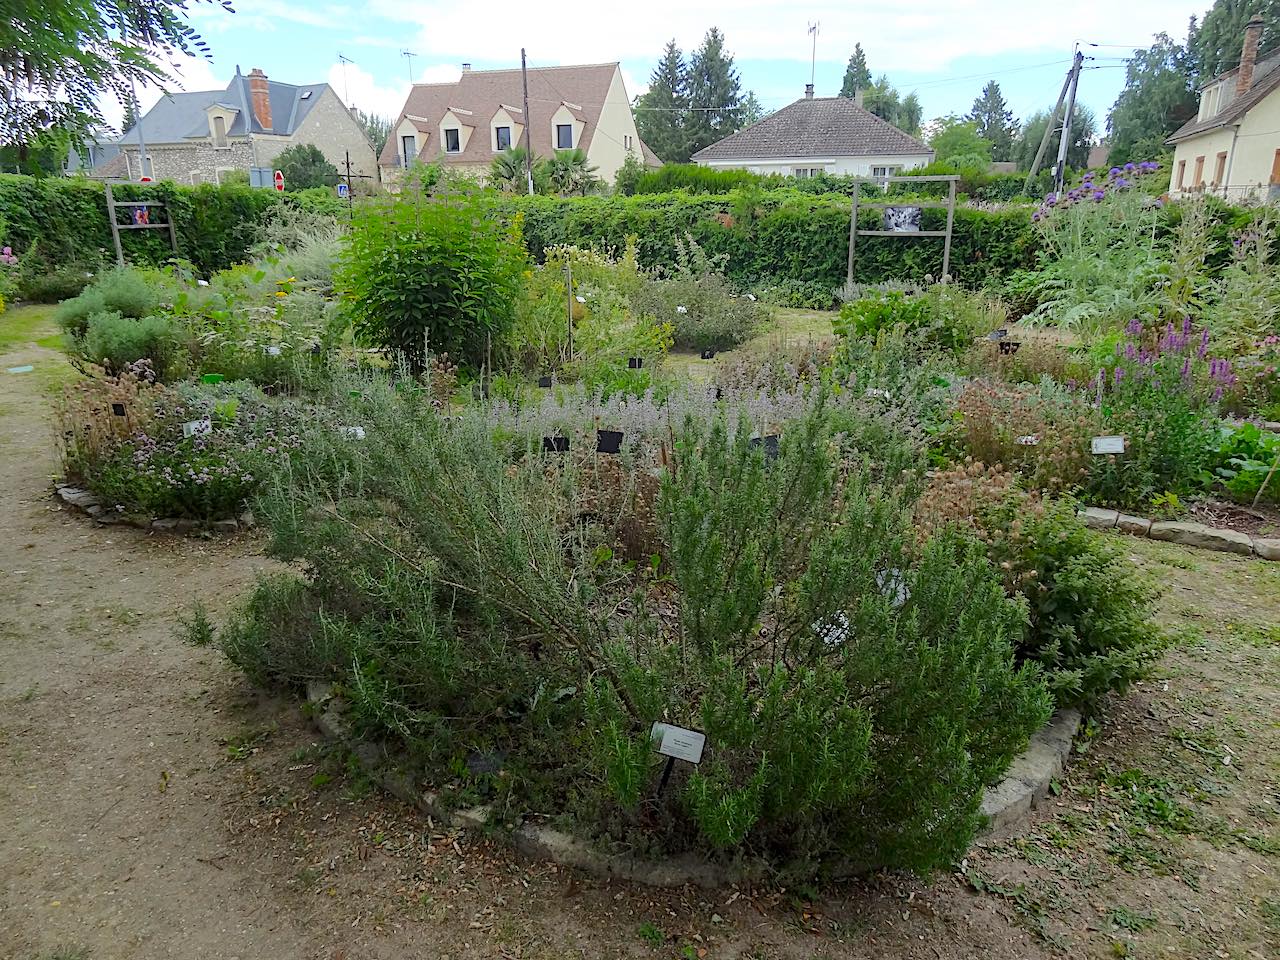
[750, 278, 837, 310]
[78, 310, 189, 381]
[338, 195, 525, 369]
[837, 284, 1002, 355]
[1207, 421, 1280, 505]
[57, 266, 170, 338]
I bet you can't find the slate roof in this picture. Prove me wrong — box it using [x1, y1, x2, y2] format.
[115, 69, 329, 145]
[691, 97, 933, 162]
[379, 63, 624, 167]
[1167, 50, 1280, 144]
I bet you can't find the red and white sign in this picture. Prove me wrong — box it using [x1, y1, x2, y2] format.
[273, 169, 284, 192]
[139, 176, 153, 183]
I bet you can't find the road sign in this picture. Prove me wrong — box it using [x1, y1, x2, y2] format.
[273, 169, 284, 192]
[337, 182, 349, 198]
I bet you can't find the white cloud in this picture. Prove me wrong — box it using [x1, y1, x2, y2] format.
[419, 64, 463, 85]
[99, 53, 225, 135]
[327, 61, 409, 118]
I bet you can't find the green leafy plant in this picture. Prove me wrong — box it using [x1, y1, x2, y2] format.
[1207, 421, 1280, 505]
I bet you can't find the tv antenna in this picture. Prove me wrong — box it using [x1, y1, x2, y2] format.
[401, 49, 418, 84]
[808, 22, 820, 88]
[337, 52, 355, 104]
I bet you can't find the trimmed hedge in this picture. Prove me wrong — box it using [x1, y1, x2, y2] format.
[505, 190, 1039, 288]
[0, 174, 346, 277]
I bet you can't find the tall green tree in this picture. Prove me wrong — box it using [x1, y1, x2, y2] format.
[863, 75, 901, 125]
[1106, 34, 1197, 165]
[930, 118, 994, 165]
[840, 43, 873, 98]
[1, 0, 231, 145]
[685, 28, 744, 157]
[967, 81, 1017, 161]
[635, 40, 689, 163]
[1014, 105, 1097, 171]
[274, 143, 340, 190]
[121, 96, 140, 134]
[353, 108, 393, 154]
[1189, 0, 1280, 84]
[900, 92, 923, 136]
[741, 90, 767, 126]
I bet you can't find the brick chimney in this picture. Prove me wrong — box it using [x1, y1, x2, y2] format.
[247, 68, 272, 130]
[1237, 14, 1265, 96]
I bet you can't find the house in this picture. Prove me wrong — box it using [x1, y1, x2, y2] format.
[87, 67, 378, 185]
[691, 87, 933, 177]
[1167, 15, 1280, 202]
[380, 62, 658, 185]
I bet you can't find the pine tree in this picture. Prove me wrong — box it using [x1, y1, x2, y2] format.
[840, 43, 872, 98]
[121, 96, 140, 134]
[863, 75, 901, 125]
[900, 92, 923, 136]
[685, 28, 744, 158]
[967, 81, 1017, 161]
[635, 40, 689, 163]
[741, 90, 766, 126]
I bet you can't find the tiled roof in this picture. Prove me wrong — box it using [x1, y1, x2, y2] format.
[379, 63, 622, 167]
[115, 71, 329, 145]
[1167, 50, 1280, 144]
[691, 96, 932, 162]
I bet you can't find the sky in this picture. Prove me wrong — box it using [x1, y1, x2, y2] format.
[111, 0, 1212, 139]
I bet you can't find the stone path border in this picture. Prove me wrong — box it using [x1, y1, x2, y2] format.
[305, 680, 1080, 888]
[55, 485, 253, 535]
[1080, 505, 1280, 560]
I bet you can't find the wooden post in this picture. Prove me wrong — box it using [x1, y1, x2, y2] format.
[941, 177, 956, 283]
[845, 179, 861, 286]
[106, 182, 124, 267]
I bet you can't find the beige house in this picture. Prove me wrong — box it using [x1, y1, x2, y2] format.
[90, 67, 378, 185]
[380, 62, 658, 185]
[1167, 15, 1280, 202]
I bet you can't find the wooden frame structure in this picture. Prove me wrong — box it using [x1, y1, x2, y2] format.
[845, 174, 959, 285]
[105, 181, 178, 267]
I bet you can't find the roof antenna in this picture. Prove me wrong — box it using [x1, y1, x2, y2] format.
[338, 52, 355, 105]
[808, 22, 820, 90]
[401, 49, 417, 85]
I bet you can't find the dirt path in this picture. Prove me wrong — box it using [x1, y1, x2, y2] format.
[2, 307, 1277, 960]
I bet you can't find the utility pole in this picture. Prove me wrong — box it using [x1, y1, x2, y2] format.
[1052, 50, 1084, 195]
[521, 48, 535, 195]
[401, 49, 417, 84]
[1024, 56, 1076, 195]
[344, 151, 354, 222]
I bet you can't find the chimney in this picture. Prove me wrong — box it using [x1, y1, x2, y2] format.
[1237, 14, 1265, 95]
[247, 68, 272, 130]
[461, 63, 472, 72]
[804, 83, 814, 99]
[854, 89, 865, 108]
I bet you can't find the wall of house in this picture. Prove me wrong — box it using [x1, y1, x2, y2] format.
[114, 141, 257, 184]
[586, 67, 646, 184]
[1170, 88, 1280, 201]
[699, 153, 932, 177]
[260, 87, 379, 181]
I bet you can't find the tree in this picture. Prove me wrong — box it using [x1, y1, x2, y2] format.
[741, 91, 767, 126]
[489, 146, 531, 192]
[353, 108, 393, 155]
[122, 96, 140, 135]
[1013, 105, 1097, 171]
[1106, 34, 1197, 165]
[899, 92, 923, 136]
[1189, 0, 1280, 85]
[635, 40, 689, 163]
[840, 43, 872, 98]
[613, 152, 645, 196]
[929, 118, 994, 165]
[539, 149, 599, 196]
[274, 143, 339, 190]
[863, 74, 901, 126]
[1, 0, 231, 146]
[967, 82, 1017, 161]
[685, 28, 744, 158]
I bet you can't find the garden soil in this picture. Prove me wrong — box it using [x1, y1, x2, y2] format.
[2, 318, 1277, 960]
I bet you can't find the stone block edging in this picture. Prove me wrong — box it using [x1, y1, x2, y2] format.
[305, 681, 1079, 887]
[1080, 504, 1278, 560]
[54, 485, 252, 535]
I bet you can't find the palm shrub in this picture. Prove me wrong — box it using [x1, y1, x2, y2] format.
[337, 194, 525, 370]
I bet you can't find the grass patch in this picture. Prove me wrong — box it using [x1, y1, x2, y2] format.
[0, 304, 59, 354]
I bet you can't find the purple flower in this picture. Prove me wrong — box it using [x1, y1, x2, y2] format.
[1126, 318, 1143, 336]
[1114, 367, 1126, 386]
[1124, 162, 1135, 172]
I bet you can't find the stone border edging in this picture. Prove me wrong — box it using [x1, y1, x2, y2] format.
[304, 680, 1080, 887]
[55, 485, 253, 535]
[1080, 505, 1279, 560]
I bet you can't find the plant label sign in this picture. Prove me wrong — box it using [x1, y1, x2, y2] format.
[651, 722, 705, 765]
[182, 418, 212, 438]
[6, 365, 34, 374]
[1016, 435, 1040, 446]
[340, 426, 367, 440]
[265, 345, 282, 356]
[998, 340, 1021, 355]
[1091, 435, 1126, 455]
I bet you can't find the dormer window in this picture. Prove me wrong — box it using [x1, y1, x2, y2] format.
[212, 115, 228, 148]
[495, 126, 511, 151]
[556, 124, 573, 149]
[445, 128, 461, 153]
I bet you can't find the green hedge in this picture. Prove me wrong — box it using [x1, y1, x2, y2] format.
[505, 190, 1039, 288]
[0, 174, 345, 276]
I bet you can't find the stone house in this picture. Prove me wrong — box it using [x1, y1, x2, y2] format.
[90, 67, 378, 185]
[1167, 15, 1280, 202]
[691, 87, 933, 178]
[380, 62, 659, 185]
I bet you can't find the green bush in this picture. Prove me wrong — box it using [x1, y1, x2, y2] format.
[57, 266, 169, 337]
[1207, 421, 1280, 504]
[338, 196, 525, 369]
[836, 284, 1003, 355]
[78, 310, 189, 380]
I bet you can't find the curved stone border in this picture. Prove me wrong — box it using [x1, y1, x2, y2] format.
[305, 681, 1080, 887]
[55, 485, 253, 535]
[1080, 505, 1279, 561]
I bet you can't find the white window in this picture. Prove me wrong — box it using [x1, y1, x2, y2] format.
[212, 115, 228, 148]
[794, 167, 822, 178]
[556, 124, 573, 149]
[444, 128, 461, 153]
[624, 134, 632, 149]
[495, 126, 511, 151]
[190, 171, 203, 185]
[871, 165, 900, 178]
[214, 167, 235, 184]
[400, 134, 416, 168]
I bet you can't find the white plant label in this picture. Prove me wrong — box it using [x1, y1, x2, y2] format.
[1091, 435, 1125, 455]
[182, 418, 212, 438]
[675, 305, 688, 314]
[266, 345, 282, 356]
[575, 296, 586, 304]
[1016, 435, 1040, 446]
[340, 426, 367, 440]
[864, 388, 892, 400]
[6, 365, 34, 374]
[651, 722, 705, 765]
